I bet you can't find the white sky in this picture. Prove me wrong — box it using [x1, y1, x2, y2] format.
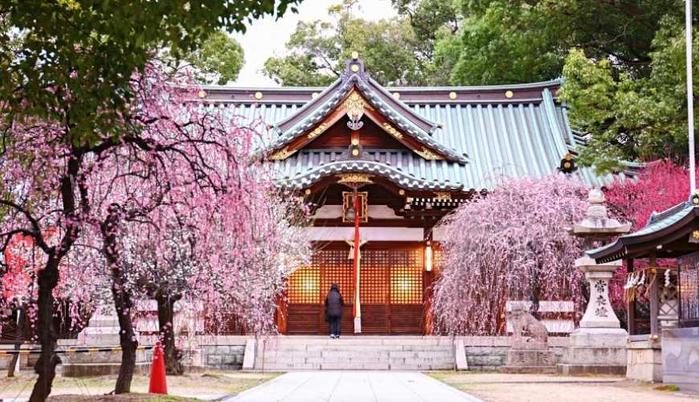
[232, 0, 396, 87]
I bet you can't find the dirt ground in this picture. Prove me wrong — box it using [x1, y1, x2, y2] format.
[429, 372, 699, 402]
[0, 370, 278, 401]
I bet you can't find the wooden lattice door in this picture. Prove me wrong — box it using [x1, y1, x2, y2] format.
[285, 243, 425, 334]
[286, 247, 354, 334]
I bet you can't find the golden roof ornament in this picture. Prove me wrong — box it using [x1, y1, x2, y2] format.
[434, 192, 452, 200]
[344, 92, 365, 131]
[337, 173, 373, 185]
[269, 147, 295, 160]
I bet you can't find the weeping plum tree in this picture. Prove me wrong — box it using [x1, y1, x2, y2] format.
[0, 61, 269, 397]
[121, 219, 197, 375]
[1, 2, 299, 399]
[431, 175, 588, 335]
[0, 117, 107, 401]
[77, 62, 272, 391]
[194, 187, 311, 335]
[79, 63, 310, 385]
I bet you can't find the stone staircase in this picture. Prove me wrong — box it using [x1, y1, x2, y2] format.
[253, 336, 456, 370]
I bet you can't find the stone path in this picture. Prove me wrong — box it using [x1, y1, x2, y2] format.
[225, 371, 482, 402]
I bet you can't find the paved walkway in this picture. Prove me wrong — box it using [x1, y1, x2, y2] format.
[225, 371, 482, 402]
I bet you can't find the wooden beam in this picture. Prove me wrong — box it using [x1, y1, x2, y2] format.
[649, 254, 659, 337]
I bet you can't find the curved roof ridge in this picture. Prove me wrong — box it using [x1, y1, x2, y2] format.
[261, 58, 468, 164]
[276, 159, 464, 191]
[199, 78, 563, 92]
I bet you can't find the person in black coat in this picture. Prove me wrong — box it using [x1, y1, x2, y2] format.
[325, 283, 344, 338]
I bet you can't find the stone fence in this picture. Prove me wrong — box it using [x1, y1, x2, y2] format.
[3, 335, 572, 373]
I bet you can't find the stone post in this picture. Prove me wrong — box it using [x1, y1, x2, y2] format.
[558, 189, 630, 375]
[577, 257, 622, 329]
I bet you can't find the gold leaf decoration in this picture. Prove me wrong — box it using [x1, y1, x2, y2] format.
[382, 122, 403, 139]
[337, 173, 373, 185]
[306, 123, 327, 140]
[343, 92, 365, 121]
[416, 148, 442, 160]
[269, 148, 295, 160]
[434, 192, 452, 200]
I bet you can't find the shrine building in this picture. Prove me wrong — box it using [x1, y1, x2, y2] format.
[200, 56, 607, 335]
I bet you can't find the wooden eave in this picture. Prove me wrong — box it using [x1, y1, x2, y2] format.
[267, 90, 451, 162]
[589, 205, 699, 263]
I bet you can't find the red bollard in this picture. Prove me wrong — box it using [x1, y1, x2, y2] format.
[148, 342, 168, 394]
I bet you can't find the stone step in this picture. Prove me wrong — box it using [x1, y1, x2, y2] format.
[262, 344, 453, 353]
[261, 336, 452, 346]
[259, 355, 454, 363]
[252, 336, 457, 371]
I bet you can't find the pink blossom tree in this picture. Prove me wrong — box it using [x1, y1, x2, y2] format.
[0, 114, 102, 400]
[604, 160, 692, 230]
[76, 64, 310, 389]
[193, 188, 310, 336]
[431, 175, 588, 335]
[0, 61, 304, 398]
[602, 160, 693, 318]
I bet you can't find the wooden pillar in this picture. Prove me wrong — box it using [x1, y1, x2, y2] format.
[649, 254, 660, 337]
[626, 258, 636, 335]
[275, 291, 288, 334]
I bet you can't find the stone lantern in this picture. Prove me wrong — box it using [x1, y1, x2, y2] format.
[558, 188, 631, 375]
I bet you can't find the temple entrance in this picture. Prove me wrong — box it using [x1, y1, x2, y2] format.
[285, 243, 426, 335]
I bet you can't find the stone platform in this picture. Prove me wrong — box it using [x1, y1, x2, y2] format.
[254, 336, 457, 371]
[502, 348, 557, 374]
[58, 305, 151, 377]
[557, 328, 627, 376]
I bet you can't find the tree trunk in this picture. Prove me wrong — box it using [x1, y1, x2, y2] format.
[111, 278, 138, 394]
[156, 293, 183, 375]
[29, 256, 61, 402]
[101, 205, 137, 394]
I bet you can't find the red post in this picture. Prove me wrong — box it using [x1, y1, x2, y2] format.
[148, 342, 168, 394]
[352, 190, 360, 318]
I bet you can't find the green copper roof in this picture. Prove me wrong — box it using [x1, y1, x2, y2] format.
[199, 67, 628, 190]
[588, 198, 699, 263]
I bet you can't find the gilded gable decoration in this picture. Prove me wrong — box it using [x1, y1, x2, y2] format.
[344, 92, 365, 131]
[306, 123, 328, 140]
[337, 173, 373, 185]
[382, 122, 403, 139]
[416, 148, 442, 160]
[270, 148, 295, 160]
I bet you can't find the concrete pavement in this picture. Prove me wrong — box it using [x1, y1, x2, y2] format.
[225, 371, 482, 402]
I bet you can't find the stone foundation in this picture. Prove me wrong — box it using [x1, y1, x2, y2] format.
[558, 328, 627, 375]
[662, 327, 699, 392]
[458, 336, 568, 371]
[199, 335, 248, 370]
[626, 338, 662, 382]
[502, 348, 557, 373]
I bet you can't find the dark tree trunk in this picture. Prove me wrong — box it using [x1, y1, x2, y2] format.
[29, 256, 62, 402]
[111, 279, 138, 394]
[156, 292, 183, 375]
[101, 205, 138, 394]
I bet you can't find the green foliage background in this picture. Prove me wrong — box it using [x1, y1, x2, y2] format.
[265, 0, 698, 172]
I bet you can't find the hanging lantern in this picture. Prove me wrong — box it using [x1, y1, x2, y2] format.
[425, 242, 433, 272]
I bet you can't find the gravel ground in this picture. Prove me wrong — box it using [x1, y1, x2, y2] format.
[429, 372, 699, 402]
[0, 370, 279, 401]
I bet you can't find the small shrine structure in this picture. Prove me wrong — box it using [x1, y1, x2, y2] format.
[588, 193, 699, 389]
